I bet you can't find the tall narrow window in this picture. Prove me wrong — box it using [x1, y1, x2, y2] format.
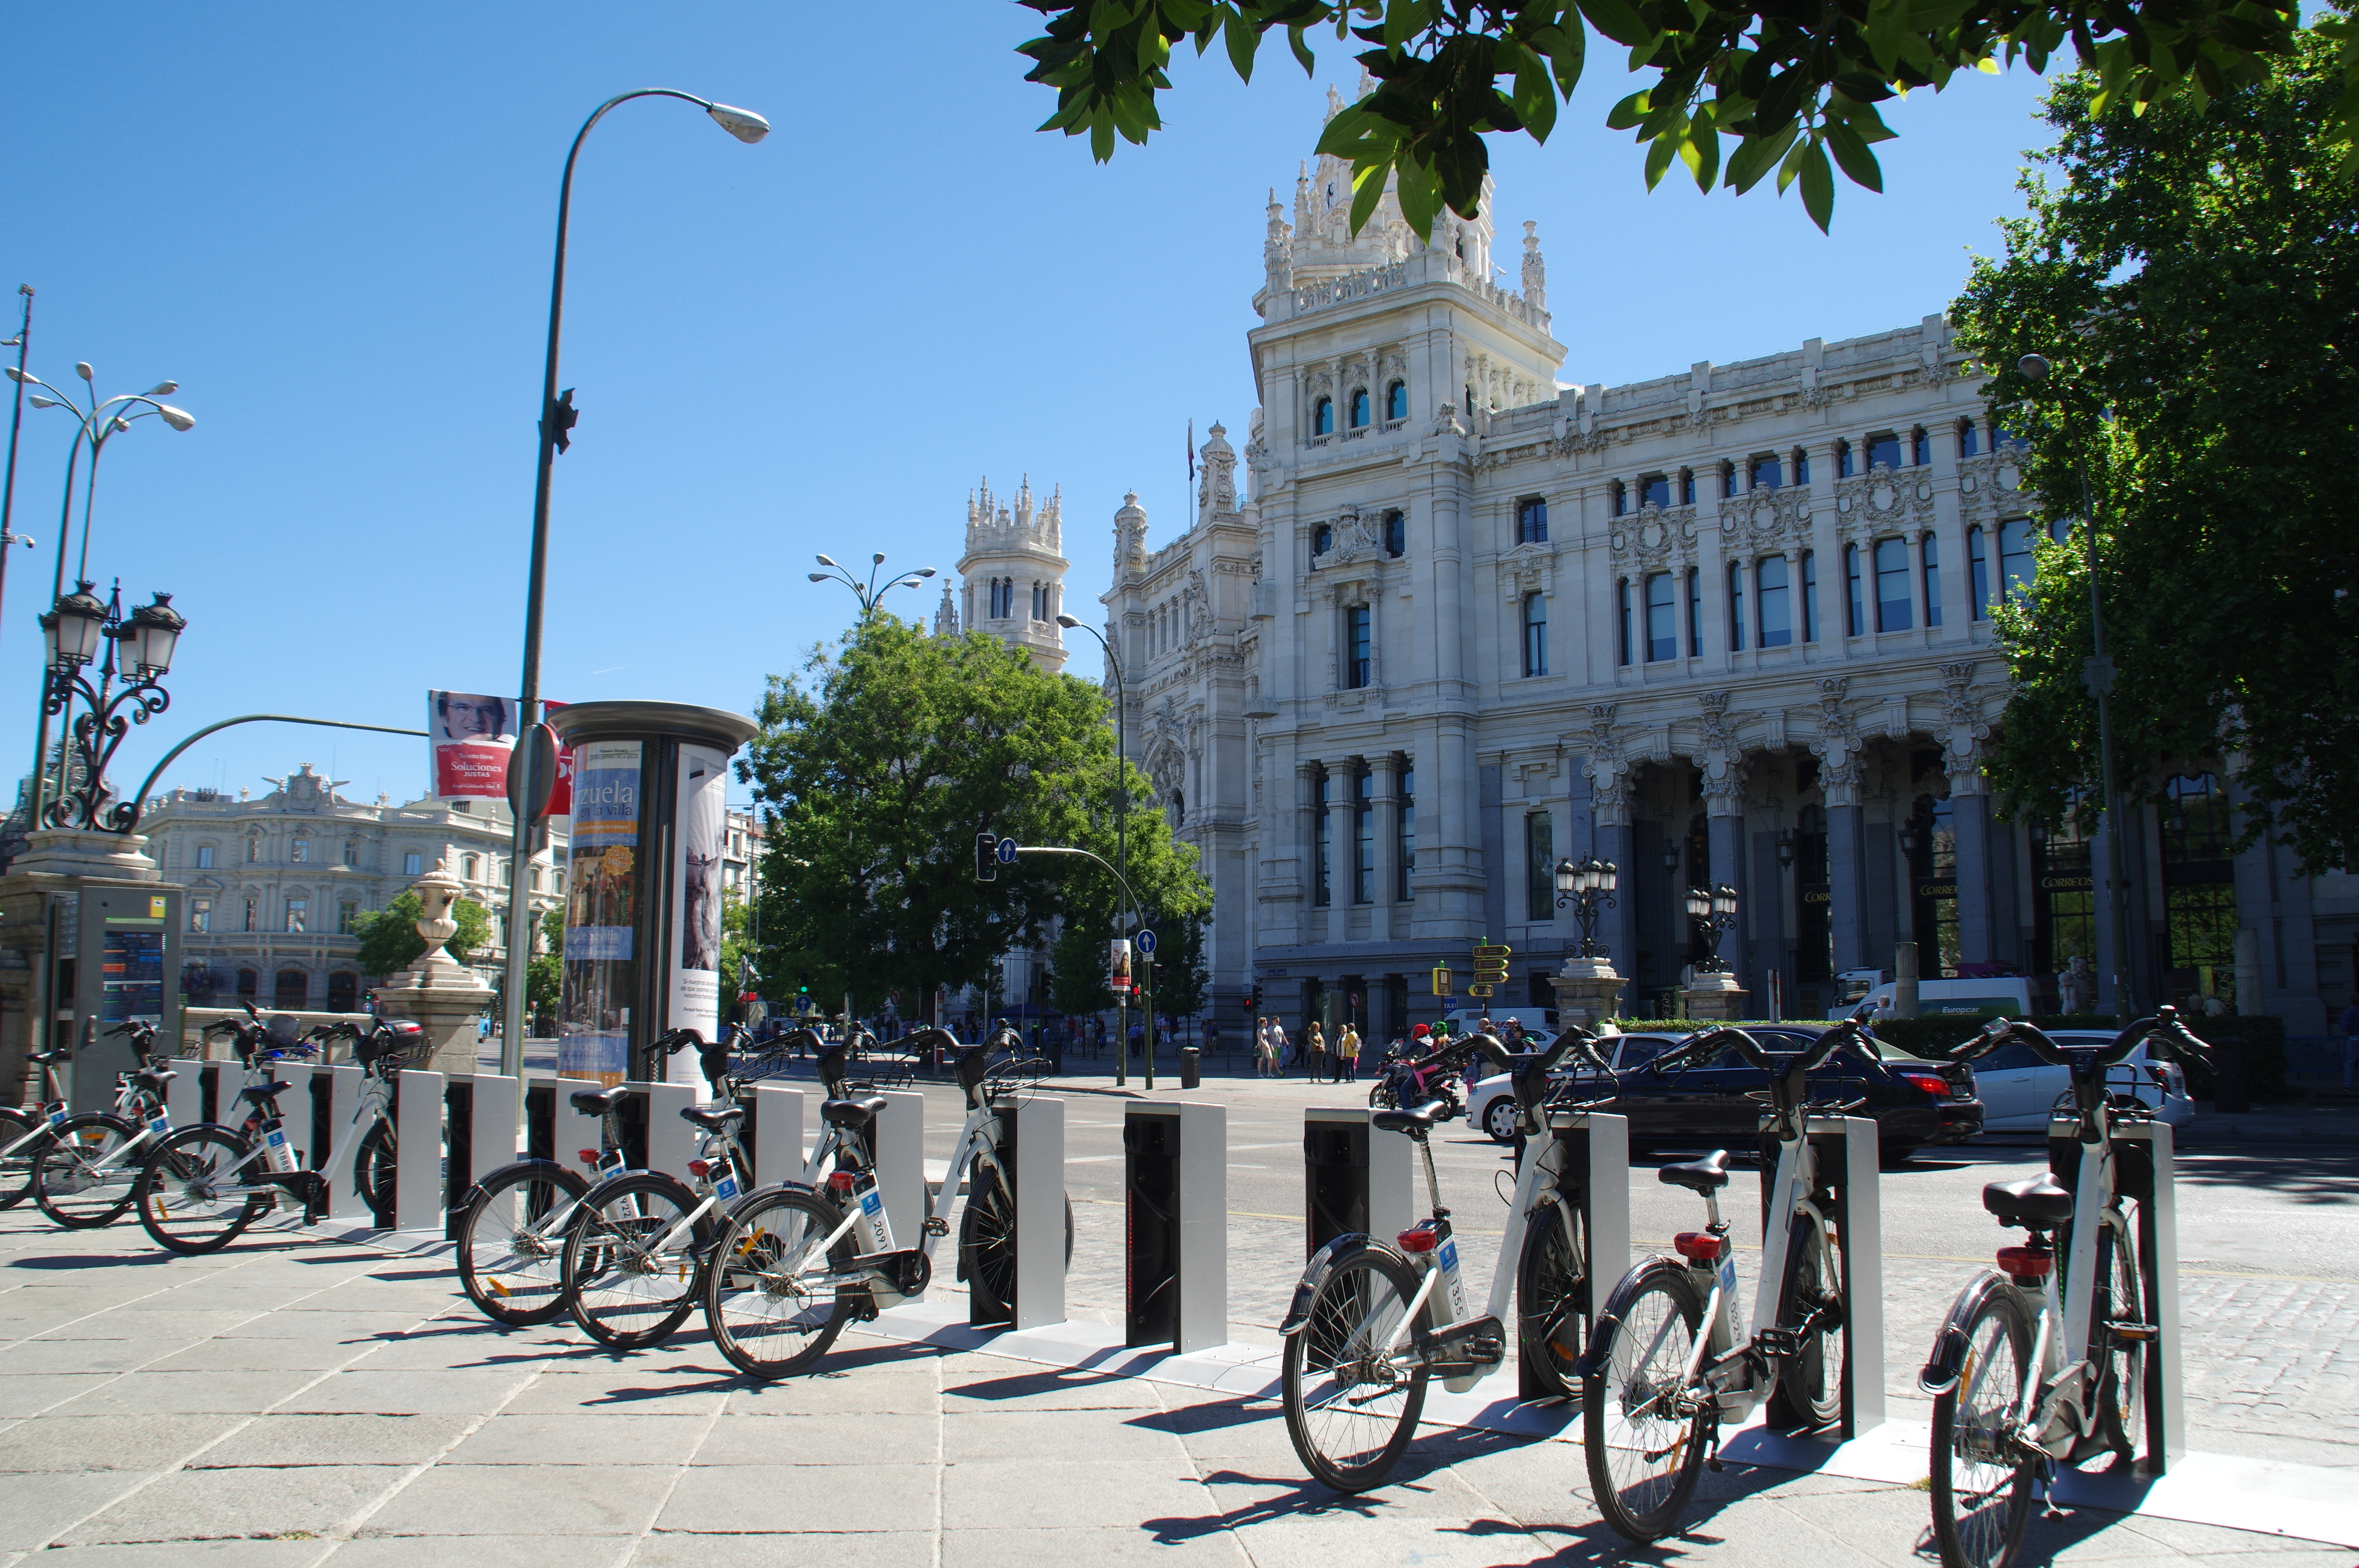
[1679, 470, 1696, 505]
[1639, 475, 1670, 509]
[190, 898, 211, 934]
[286, 898, 307, 935]
[1722, 462, 1739, 499]
[1959, 419, 1981, 458]
[1618, 579, 1634, 666]
[1874, 537, 1914, 631]
[1999, 519, 2040, 599]
[291, 838, 309, 864]
[1968, 524, 1989, 617]
[1922, 531, 1943, 628]
[1521, 593, 1547, 677]
[1314, 772, 1332, 907]
[1837, 438, 1855, 478]
[1801, 550, 1819, 642]
[1645, 573, 1677, 662]
[1751, 454, 1781, 490]
[1350, 388, 1370, 428]
[338, 901, 359, 935]
[1727, 562, 1746, 651]
[1844, 544, 1865, 636]
[403, 851, 422, 877]
[463, 854, 480, 882]
[1383, 510, 1405, 557]
[1686, 567, 1703, 657]
[1517, 496, 1548, 543]
[1386, 380, 1407, 420]
[1314, 396, 1334, 436]
[1793, 448, 1811, 485]
[1345, 605, 1371, 688]
[342, 842, 358, 867]
[1758, 555, 1792, 647]
[1525, 812, 1554, 922]
[1911, 426, 1930, 465]
[1354, 772, 1375, 903]
[1397, 764, 1416, 900]
[196, 845, 214, 870]
[1610, 482, 1627, 517]
[1311, 522, 1332, 566]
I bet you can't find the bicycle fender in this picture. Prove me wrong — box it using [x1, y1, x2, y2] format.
[1919, 1269, 2011, 1396]
[458, 1158, 589, 1211]
[1572, 1256, 1692, 1381]
[1279, 1232, 1386, 1337]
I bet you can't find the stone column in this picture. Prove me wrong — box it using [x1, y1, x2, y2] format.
[1372, 753, 1403, 940]
[1826, 799, 1869, 975]
[373, 859, 497, 1077]
[1950, 784, 1998, 967]
[1706, 809, 1746, 980]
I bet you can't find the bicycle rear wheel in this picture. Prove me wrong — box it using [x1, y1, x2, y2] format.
[2090, 1207, 2146, 1459]
[33, 1115, 140, 1228]
[958, 1168, 1077, 1325]
[1585, 1261, 1709, 1543]
[1281, 1244, 1427, 1492]
[0, 1107, 46, 1210]
[356, 1120, 397, 1228]
[1515, 1197, 1585, 1397]
[134, 1126, 269, 1254]
[458, 1162, 587, 1327]
[703, 1186, 856, 1379]
[562, 1173, 709, 1350]
[1766, 1214, 1845, 1431]
[1929, 1283, 2037, 1568]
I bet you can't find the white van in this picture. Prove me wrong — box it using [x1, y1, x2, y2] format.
[1857, 976, 2035, 1020]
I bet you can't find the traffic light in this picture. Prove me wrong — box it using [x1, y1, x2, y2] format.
[975, 831, 998, 882]
[1470, 941, 1512, 998]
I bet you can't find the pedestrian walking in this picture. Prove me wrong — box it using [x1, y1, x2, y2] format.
[1306, 1021, 1327, 1082]
[1270, 1018, 1289, 1078]
[1338, 1022, 1360, 1083]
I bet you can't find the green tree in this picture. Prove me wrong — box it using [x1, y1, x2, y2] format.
[742, 616, 1212, 1018]
[1149, 915, 1212, 1021]
[1021, 0, 2333, 236]
[1047, 920, 1115, 1018]
[525, 907, 563, 1026]
[1953, 19, 2359, 873]
[353, 891, 492, 979]
[718, 893, 756, 1024]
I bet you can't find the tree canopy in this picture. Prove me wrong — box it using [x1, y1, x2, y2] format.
[1954, 21, 2359, 873]
[1021, 0, 2341, 233]
[353, 891, 491, 980]
[741, 616, 1212, 1019]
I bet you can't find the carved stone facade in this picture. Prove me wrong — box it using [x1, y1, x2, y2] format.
[1077, 98, 2341, 1034]
[951, 476, 1069, 675]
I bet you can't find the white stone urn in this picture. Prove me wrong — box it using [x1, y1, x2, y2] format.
[412, 858, 463, 963]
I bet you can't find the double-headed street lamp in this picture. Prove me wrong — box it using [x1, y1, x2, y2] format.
[808, 553, 934, 617]
[499, 89, 770, 1077]
[1055, 612, 1139, 1086]
[1553, 853, 1619, 957]
[1685, 884, 1739, 974]
[6, 361, 194, 829]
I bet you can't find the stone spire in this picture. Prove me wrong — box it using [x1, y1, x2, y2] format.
[1521, 220, 1547, 311]
[932, 581, 960, 638]
[1196, 422, 1238, 524]
[1114, 492, 1149, 579]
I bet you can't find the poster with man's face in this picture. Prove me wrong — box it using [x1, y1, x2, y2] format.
[427, 690, 518, 799]
[666, 743, 728, 1083]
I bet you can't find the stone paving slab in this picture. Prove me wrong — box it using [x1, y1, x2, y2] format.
[0, 1203, 2343, 1566]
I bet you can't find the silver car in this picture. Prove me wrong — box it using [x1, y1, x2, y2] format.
[1968, 1029, 2195, 1133]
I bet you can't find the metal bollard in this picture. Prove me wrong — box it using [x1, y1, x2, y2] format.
[873, 1090, 926, 1250]
[748, 1085, 804, 1187]
[393, 1068, 447, 1233]
[548, 1078, 605, 1187]
[470, 1073, 522, 1184]
[1122, 1100, 1227, 1354]
[642, 1081, 696, 1179]
[1012, 1094, 1067, 1330]
[165, 1058, 205, 1136]
[320, 1065, 367, 1221]
[1827, 1115, 1885, 1439]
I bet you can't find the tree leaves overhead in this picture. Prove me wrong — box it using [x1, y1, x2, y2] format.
[1955, 25, 2359, 873]
[1018, 0, 2328, 234]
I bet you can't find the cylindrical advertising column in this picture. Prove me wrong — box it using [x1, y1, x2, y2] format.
[546, 701, 760, 1088]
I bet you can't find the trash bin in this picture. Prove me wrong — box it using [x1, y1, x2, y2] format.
[1179, 1046, 1201, 1089]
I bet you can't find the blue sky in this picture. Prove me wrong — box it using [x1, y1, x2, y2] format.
[0, 5, 2060, 811]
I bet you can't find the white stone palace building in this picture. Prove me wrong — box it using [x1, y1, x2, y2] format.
[1074, 99, 2352, 1037]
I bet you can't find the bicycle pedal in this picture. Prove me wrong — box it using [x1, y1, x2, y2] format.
[1755, 1327, 1805, 1359]
[923, 1217, 949, 1237]
[2104, 1320, 2158, 1343]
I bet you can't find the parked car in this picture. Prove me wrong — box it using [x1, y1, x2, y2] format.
[1967, 1029, 2194, 1132]
[1464, 1025, 1982, 1163]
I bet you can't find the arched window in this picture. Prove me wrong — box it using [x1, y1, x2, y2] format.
[1464, 384, 1476, 416]
[1750, 453, 1782, 490]
[1171, 790, 1185, 828]
[1314, 396, 1334, 436]
[1349, 388, 1370, 428]
[1386, 381, 1407, 421]
[1836, 438, 1856, 478]
[1957, 418, 1981, 458]
[1679, 470, 1696, 506]
[1383, 510, 1405, 557]
[275, 969, 309, 1009]
[1521, 593, 1547, 678]
[1639, 474, 1670, 510]
[1866, 430, 1902, 471]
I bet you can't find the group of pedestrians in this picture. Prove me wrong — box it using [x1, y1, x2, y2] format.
[1250, 1016, 1363, 1082]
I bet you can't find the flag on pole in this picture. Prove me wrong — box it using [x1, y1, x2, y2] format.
[1186, 419, 1195, 483]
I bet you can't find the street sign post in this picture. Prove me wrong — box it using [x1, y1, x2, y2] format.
[1136, 928, 1157, 958]
[996, 837, 1018, 866]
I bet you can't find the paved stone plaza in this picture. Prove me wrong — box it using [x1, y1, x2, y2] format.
[0, 1161, 2347, 1564]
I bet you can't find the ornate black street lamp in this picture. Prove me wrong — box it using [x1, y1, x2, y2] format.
[39, 579, 186, 831]
[1687, 883, 1739, 973]
[1554, 853, 1619, 957]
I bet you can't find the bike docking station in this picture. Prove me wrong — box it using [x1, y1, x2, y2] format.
[963, 1090, 1068, 1330]
[1303, 1105, 1415, 1257]
[1535, 1107, 1632, 1400]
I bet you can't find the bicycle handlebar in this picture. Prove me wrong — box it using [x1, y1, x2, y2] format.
[1941, 1006, 2211, 1076]
[1654, 1017, 1881, 1080]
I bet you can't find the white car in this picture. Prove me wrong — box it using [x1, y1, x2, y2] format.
[1463, 1031, 1574, 1143]
[1969, 1029, 2195, 1132]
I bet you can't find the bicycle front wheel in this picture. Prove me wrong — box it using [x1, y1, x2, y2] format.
[2090, 1207, 2146, 1459]
[1766, 1214, 1845, 1432]
[134, 1126, 268, 1254]
[356, 1120, 397, 1228]
[703, 1186, 856, 1379]
[562, 1173, 710, 1350]
[0, 1107, 47, 1210]
[458, 1162, 587, 1327]
[1516, 1196, 1585, 1398]
[1930, 1283, 2037, 1568]
[33, 1114, 141, 1228]
[1281, 1244, 1427, 1492]
[1585, 1262, 1709, 1543]
[958, 1169, 1078, 1326]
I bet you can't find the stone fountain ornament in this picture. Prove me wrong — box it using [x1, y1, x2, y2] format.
[376, 858, 495, 1074]
[401, 858, 469, 986]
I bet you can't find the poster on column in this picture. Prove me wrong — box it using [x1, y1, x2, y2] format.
[667, 743, 728, 1086]
[426, 691, 518, 799]
[559, 740, 642, 1085]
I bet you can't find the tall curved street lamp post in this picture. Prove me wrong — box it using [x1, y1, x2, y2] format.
[499, 89, 770, 1078]
[0, 288, 38, 652]
[5, 363, 194, 829]
[2016, 352, 2135, 1018]
[1056, 613, 1139, 1086]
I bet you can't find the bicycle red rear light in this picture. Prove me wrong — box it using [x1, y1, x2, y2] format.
[1396, 1225, 1439, 1253]
[1674, 1232, 1726, 1263]
[688, 1160, 711, 1180]
[826, 1172, 856, 1195]
[1997, 1246, 2052, 1279]
[577, 1149, 600, 1166]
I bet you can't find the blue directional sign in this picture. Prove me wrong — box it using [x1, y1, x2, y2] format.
[996, 837, 1018, 865]
[1135, 928, 1157, 957]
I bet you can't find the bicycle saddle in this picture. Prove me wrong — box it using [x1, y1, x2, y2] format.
[820, 1095, 888, 1130]
[27, 1050, 66, 1065]
[681, 1102, 744, 1132]
[1658, 1150, 1732, 1194]
[132, 1069, 176, 1093]
[1370, 1102, 1443, 1140]
[239, 1082, 292, 1104]
[569, 1087, 630, 1117]
[1983, 1174, 2073, 1228]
